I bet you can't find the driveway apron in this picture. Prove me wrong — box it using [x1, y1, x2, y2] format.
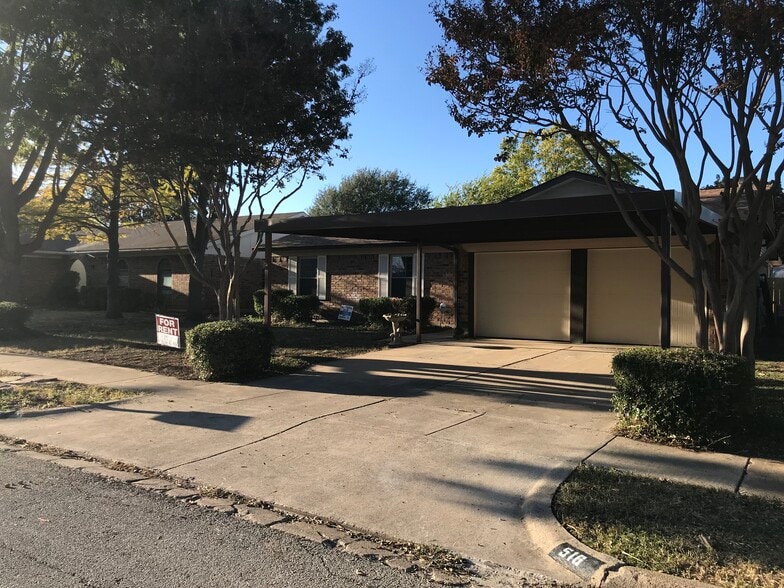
[0, 341, 617, 580]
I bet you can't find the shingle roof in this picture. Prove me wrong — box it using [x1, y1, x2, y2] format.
[272, 234, 406, 249]
[68, 212, 303, 254]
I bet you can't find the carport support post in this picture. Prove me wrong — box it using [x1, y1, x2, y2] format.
[416, 241, 423, 344]
[660, 212, 671, 349]
[264, 224, 272, 327]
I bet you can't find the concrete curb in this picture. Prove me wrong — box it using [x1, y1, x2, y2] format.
[521, 458, 717, 588]
[0, 438, 554, 588]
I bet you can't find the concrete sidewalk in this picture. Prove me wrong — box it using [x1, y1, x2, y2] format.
[587, 435, 784, 502]
[1, 343, 782, 586]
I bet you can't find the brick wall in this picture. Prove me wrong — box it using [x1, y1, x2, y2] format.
[424, 252, 456, 327]
[268, 251, 458, 327]
[327, 254, 379, 307]
[17, 255, 71, 306]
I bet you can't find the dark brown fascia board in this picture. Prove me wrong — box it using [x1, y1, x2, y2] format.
[256, 190, 673, 237]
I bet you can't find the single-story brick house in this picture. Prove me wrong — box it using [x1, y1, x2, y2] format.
[64, 213, 303, 311]
[259, 173, 722, 348]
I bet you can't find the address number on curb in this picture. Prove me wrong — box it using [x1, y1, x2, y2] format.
[549, 542, 604, 580]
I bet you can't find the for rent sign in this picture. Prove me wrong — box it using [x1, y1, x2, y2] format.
[155, 314, 181, 349]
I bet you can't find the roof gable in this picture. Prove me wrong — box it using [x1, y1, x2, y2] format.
[504, 171, 644, 203]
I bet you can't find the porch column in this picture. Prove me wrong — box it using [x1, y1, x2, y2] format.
[660, 212, 671, 349]
[264, 224, 272, 327]
[416, 241, 423, 344]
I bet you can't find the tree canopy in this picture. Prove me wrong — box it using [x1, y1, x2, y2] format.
[0, 0, 122, 300]
[437, 131, 642, 207]
[427, 0, 784, 357]
[308, 168, 432, 216]
[140, 0, 364, 319]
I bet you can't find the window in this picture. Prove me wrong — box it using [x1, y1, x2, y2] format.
[298, 257, 318, 296]
[390, 255, 413, 298]
[157, 258, 173, 307]
[118, 260, 130, 288]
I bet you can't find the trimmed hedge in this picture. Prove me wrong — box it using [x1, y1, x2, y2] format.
[0, 301, 32, 334]
[357, 296, 437, 328]
[185, 319, 274, 381]
[399, 296, 437, 328]
[46, 271, 81, 309]
[357, 297, 398, 326]
[253, 289, 318, 323]
[611, 348, 754, 446]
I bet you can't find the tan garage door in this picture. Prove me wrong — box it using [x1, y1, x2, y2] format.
[587, 247, 695, 346]
[475, 250, 571, 340]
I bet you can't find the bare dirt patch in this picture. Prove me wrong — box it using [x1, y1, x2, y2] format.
[0, 310, 386, 380]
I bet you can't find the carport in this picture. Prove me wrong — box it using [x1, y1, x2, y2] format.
[256, 184, 717, 348]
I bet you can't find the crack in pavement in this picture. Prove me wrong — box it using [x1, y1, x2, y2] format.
[162, 397, 392, 472]
[425, 412, 487, 436]
[161, 348, 563, 472]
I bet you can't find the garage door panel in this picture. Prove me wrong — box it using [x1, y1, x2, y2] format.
[475, 251, 570, 341]
[587, 249, 660, 345]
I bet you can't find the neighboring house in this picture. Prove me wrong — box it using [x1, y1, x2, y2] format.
[12, 236, 81, 306]
[260, 172, 724, 348]
[60, 213, 303, 311]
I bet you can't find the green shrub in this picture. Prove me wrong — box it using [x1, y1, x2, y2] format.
[185, 319, 274, 381]
[399, 296, 438, 328]
[357, 297, 398, 326]
[0, 301, 32, 333]
[253, 289, 318, 323]
[357, 296, 438, 328]
[276, 294, 319, 323]
[46, 271, 81, 309]
[253, 288, 294, 317]
[611, 348, 754, 446]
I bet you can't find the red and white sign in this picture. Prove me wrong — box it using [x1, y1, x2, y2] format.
[155, 314, 181, 348]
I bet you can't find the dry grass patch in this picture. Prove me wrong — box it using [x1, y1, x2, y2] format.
[0, 379, 139, 412]
[554, 465, 784, 588]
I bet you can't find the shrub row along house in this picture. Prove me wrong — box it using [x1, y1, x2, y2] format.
[20, 172, 734, 348]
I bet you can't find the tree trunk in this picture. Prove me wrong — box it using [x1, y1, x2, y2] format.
[0, 204, 23, 302]
[0, 254, 22, 302]
[105, 156, 124, 319]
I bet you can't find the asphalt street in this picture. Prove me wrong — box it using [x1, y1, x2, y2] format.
[0, 450, 430, 588]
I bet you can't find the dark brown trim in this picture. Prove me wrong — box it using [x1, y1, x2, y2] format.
[467, 252, 475, 338]
[264, 227, 272, 327]
[257, 191, 704, 246]
[415, 242, 422, 344]
[660, 213, 671, 349]
[570, 249, 588, 344]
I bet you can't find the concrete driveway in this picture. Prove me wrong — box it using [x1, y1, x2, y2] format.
[0, 340, 617, 580]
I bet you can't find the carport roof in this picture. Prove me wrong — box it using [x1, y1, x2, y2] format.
[258, 190, 716, 246]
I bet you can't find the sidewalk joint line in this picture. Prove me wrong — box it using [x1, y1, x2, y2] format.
[162, 397, 391, 472]
[580, 435, 617, 465]
[735, 457, 751, 494]
[425, 412, 486, 437]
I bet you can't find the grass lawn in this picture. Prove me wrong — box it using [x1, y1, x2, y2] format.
[0, 375, 138, 412]
[0, 309, 388, 380]
[554, 465, 784, 588]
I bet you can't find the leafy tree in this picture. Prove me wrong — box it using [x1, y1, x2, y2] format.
[437, 131, 642, 207]
[142, 0, 364, 320]
[427, 0, 784, 358]
[0, 0, 118, 301]
[308, 168, 432, 216]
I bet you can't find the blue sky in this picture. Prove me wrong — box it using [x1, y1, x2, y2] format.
[273, 0, 507, 213]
